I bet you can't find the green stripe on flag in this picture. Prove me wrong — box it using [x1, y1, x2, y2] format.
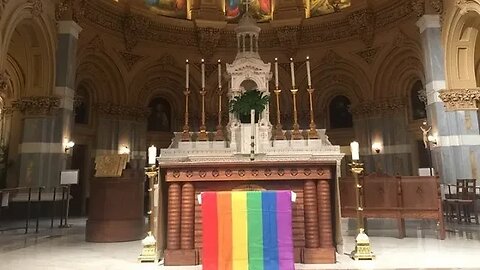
[247, 191, 264, 270]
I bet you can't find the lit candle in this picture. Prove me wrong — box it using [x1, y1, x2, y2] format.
[274, 58, 279, 89]
[251, 109, 255, 125]
[350, 141, 359, 161]
[148, 145, 157, 165]
[201, 59, 205, 89]
[306, 56, 311, 88]
[185, 59, 189, 89]
[290, 58, 296, 88]
[218, 59, 222, 89]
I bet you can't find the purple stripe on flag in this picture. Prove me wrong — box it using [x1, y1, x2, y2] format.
[276, 191, 295, 270]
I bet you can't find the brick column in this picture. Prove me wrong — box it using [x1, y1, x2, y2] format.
[166, 183, 181, 250]
[180, 182, 195, 249]
[317, 180, 333, 248]
[303, 180, 320, 248]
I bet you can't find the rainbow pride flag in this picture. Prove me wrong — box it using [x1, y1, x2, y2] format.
[201, 190, 294, 270]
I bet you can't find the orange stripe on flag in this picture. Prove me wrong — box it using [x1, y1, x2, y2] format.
[217, 192, 232, 270]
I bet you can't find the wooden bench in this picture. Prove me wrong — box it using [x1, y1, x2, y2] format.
[339, 173, 446, 240]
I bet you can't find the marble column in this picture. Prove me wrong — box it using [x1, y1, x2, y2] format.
[417, 15, 480, 183]
[352, 102, 413, 175]
[95, 104, 148, 169]
[17, 21, 81, 188]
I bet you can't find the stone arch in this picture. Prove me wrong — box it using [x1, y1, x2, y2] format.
[0, 1, 55, 97]
[443, 2, 480, 89]
[76, 52, 126, 105]
[374, 45, 424, 99]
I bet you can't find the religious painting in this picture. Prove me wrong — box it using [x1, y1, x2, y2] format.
[144, 0, 187, 19]
[147, 97, 172, 132]
[309, 0, 351, 17]
[225, 0, 271, 22]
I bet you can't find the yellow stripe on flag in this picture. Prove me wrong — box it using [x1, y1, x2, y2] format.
[231, 191, 249, 270]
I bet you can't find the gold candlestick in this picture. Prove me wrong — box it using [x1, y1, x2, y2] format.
[139, 165, 159, 263]
[273, 88, 286, 140]
[307, 87, 319, 139]
[181, 88, 191, 141]
[290, 88, 303, 140]
[349, 161, 375, 261]
[214, 89, 225, 141]
[198, 88, 208, 141]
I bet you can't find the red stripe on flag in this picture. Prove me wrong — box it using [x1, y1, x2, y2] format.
[202, 192, 218, 270]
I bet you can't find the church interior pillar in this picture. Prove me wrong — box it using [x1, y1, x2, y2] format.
[418, 14, 480, 183]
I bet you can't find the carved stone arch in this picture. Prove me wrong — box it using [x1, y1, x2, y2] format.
[4, 54, 24, 100]
[374, 46, 424, 99]
[443, 2, 480, 89]
[76, 53, 126, 105]
[0, 1, 56, 97]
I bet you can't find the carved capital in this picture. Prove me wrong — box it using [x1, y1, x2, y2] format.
[348, 9, 375, 47]
[28, 0, 43, 17]
[355, 47, 379, 64]
[12, 96, 61, 116]
[438, 88, 480, 111]
[351, 98, 407, 117]
[196, 27, 220, 58]
[95, 103, 151, 120]
[55, 0, 77, 22]
[411, 0, 425, 17]
[118, 51, 144, 70]
[430, 0, 443, 14]
[275, 25, 299, 56]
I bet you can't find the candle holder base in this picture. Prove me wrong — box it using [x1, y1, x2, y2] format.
[351, 229, 375, 261]
[181, 129, 191, 142]
[308, 123, 319, 139]
[214, 125, 225, 141]
[197, 129, 208, 141]
[274, 124, 286, 140]
[291, 124, 303, 140]
[138, 231, 157, 263]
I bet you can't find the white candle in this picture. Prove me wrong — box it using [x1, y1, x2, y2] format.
[185, 59, 189, 89]
[306, 56, 311, 88]
[251, 109, 255, 125]
[201, 59, 205, 89]
[290, 58, 296, 88]
[148, 145, 157, 165]
[218, 59, 222, 89]
[274, 58, 279, 88]
[350, 141, 359, 161]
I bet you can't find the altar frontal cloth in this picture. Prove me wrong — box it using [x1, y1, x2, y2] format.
[201, 190, 294, 270]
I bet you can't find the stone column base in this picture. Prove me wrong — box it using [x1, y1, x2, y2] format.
[164, 249, 198, 266]
[303, 247, 336, 264]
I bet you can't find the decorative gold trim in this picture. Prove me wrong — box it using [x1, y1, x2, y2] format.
[439, 88, 480, 111]
[95, 103, 150, 120]
[12, 96, 60, 116]
[351, 98, 407, 117]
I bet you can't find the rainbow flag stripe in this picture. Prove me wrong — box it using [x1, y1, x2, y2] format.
[201, 191, 294, 270]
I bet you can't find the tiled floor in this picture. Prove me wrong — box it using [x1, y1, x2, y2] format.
[1, 218, 480, 270]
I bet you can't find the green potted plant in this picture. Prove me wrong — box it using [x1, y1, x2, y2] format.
[229, 89, 269, 123]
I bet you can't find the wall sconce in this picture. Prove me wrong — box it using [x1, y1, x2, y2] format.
[427, 135, 437, 146]
[371, 142, 382, 154]
[119, 145, 130, 155]
[65, 141, 75, 153]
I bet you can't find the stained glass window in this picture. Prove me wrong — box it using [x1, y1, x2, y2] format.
[226, 0, 271, 22]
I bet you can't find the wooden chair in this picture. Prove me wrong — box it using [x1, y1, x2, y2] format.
[457, 179, 478, 224]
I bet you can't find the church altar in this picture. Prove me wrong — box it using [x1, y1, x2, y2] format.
[155, 9, 345, 267]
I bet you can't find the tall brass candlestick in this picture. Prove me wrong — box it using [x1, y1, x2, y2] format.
[181, 88, 191, 141]
[349, 161, 375, 260]
[273, 88, 285, 140]
[138, 165, 159, 262]
[198, 88, 208, 141]
[214, 89, 225, 141]
[307, 87, 319, 139]
[290, 88, 303, 140]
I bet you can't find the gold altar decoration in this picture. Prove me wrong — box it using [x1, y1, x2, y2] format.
[139, 165, 159, 263]
[181, 87, 191, 141]
[349, 161, 375, 260]
[214, 89, 225, 141]
[290, 88, 303, 140]
[198, 87, 208, 141]
[307, 87, 319, 139]
[94, 154, 128, 177]
[273, 88, 286, 140]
